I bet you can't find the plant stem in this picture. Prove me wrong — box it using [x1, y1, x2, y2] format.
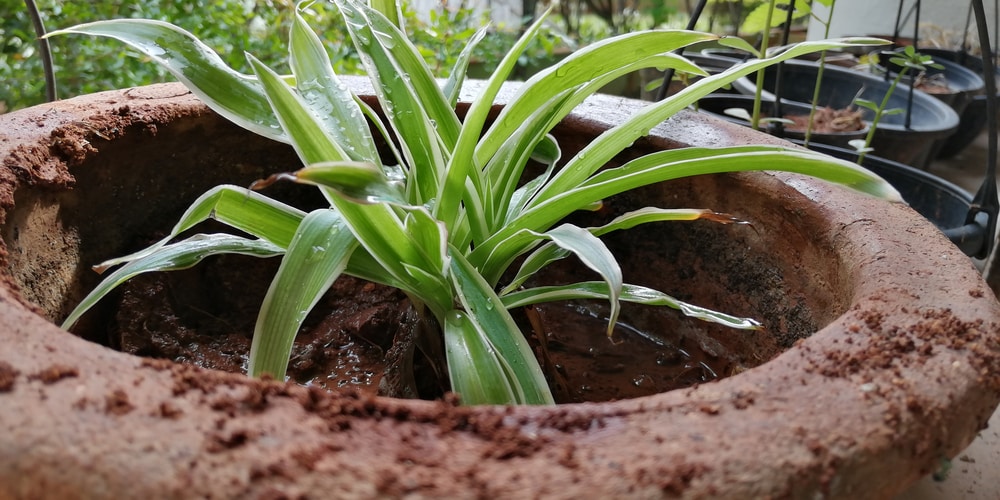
[751, 0, 778, 131]
[857, 67, 908, 165]
[804, 0, 837, 146]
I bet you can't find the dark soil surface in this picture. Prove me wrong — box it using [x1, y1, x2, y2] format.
[110, 249, 743, 404]
[111, 254, 444, 399]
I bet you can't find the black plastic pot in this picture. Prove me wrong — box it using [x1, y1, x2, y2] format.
[730, 60, 960, 169]
[921, 48, 999, 158]
[871, 48, 985, 122]
[696, 94, 868, 150]
[802, 142, 987, 256]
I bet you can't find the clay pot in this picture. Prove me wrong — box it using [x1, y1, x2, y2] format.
[798, 141, 990, 258]
[1, 80, 998, 498]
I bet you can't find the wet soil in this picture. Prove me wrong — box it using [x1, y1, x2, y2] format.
[111, 254, 443, 399]
[109, 242, 747, 404]
[526, 301, 734, 403]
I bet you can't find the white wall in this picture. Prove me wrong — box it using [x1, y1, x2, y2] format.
[809, 0, 998, 51]
[409, 0, 523, 28]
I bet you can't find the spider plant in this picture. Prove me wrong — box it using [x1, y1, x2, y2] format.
[51, 0, 896, 405]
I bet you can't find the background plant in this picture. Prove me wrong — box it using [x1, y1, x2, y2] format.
[851, 46, 943, 163]
[2, 0, 567, 112]
[2, 0, 321, 111]
[53, 0, 895, 406]
[802, 0, 835, 145]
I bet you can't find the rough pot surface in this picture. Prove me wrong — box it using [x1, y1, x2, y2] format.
[0, 80, 998, 499]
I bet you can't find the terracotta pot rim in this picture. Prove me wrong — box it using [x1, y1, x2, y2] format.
[1, 80, 998, 498]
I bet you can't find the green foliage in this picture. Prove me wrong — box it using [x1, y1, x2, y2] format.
[740, 0, 810, 35]
[2, 0, 567, 112]
[3, 0, 316, 110]
[52, 0, 899, 406]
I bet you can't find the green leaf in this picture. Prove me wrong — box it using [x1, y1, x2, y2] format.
[368, 0, 403, 29]
[530, 37, 890, 206]
[741, 0, 811, 34]
[407, 208, 450, 273]
[477, 30, 717, 166]
[248, 52, 350, 164]
[435, 10, 556, 240]
[289, 10, 381, 164]
[443, 310, 518, 405]
[249, 49, 448, 307]
[485, 90, 575, 232]
[46, 19, 285, 141]
[95, 185, 304, 272]
[443, 25, 488, 106]
[500, 282, 762, 330]
[723, 107, 753, 122]
[336, 0, 456, 204]
[257, 161, 408, 205]
[482, 51, 703, 236]
[62, 234, 284, 330]
[249, 209, 358, 379]
[854, 98, 879, 112]
[575, 145, 902, 205]
[717, 36, 760, 58]
[472, 145, 901, 279]
[448, 247, 553, 405]
[532, 224, 623, 336]
[501, 208, 728, 294]
[501, 134, 563, 228]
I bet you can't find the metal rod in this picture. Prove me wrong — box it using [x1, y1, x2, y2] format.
[770, 1, 797, 138]
[905, 0, 920, 130]
[892, 0, 906, 50]
[970, 0, 998, 261]
[962, 1, 974, 55]
[655, 0, 708, 101]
